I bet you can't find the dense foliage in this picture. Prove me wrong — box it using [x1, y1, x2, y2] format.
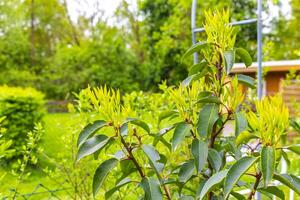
[0, 85, 45, 158]
[74, 11, 300, 199]
[0, 0, 299, 99]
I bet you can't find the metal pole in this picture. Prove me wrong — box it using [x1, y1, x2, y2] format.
[255, 1, 263, 198]
[191, 0, 198, 64]
[193, 18, 257, 33]
[257, 0, 263, 100]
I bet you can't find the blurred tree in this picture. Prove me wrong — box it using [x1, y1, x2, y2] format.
[266, 0, 300, 59]
[0, 0, 298, 99]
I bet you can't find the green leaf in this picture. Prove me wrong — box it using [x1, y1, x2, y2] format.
[172, 122, 192, 150]
[257, 186, 285, 200]
[223, 156, 258, 199]
[158, 111, 178, 124]
[198, 170, 228, 200]
[77, 135, 111, 161]
[182, 69, 208, 87]
[234, 112, 247, 137]
[119, 159, 136, 180]
[93, 158, 118, 197]
[191, 139, 208, 172]
[179, 195, 194, 200]
[77, 120, 107, 147]
[230, 191, 246, 200]
[281, 150, 291, 166]
[261, 146, 275, 187]
[273, 173, 300, 195]
[182, 74, 197, 87]
[153, 125, 174, 148]
[178, 159, 195, 183]
[198, 91, 213, 99]
[208, 149, 222, 172]
[140, 177, 163, 200]
[237, 74, 256, 89]
[105, 178, 131, 199]
[188, 62, 207, 76]
[125, 118, 150, 133]
[195, 96, 222, 105]
[236, 131, 258, 146]
[224, 50, 235, 75]
[182, 42, 210, 61]
[285, 144, 300, 155]
[235, 48, 252, 67]
[197, 104, 219, 138]
[142, 144, 164, 174]
[120, 123, 128, 136]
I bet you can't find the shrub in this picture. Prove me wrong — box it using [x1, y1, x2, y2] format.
[0, 85, 45, 158]
[74, 10, 300, 199]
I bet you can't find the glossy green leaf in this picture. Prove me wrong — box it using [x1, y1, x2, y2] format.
[195, 96, 222, 105]
[224, 50, 235, 74]
[191, 139, 208, 172]
[198, 91, 213, 99]
[235, 112, 247, 137]
[223, 156, 258, 198]
[237, 74, 256, 89]
[77, 120, 107, 147]
[142, 144, 164, 174]
[197, 104, 219, 138]
[236, 131, 258, 146]
[93, 158, 118, 197]
[140, 177, 163, 200]
[179, 195, 194, 200]
[208, 149, 222, 172]
[285, 144, 300, 155]
[257, 186, 284, 200]
[230, 191, 246, 200]
[261, 146, 275, 187]
[158, 111, 178, 124]
[153, 125, 174, 148]
[273, 173, 300, 195]
[178, 159, 195, 183]
[125, 118, 150, 133]
[120, 123, 128, 136]
[105, 178, 131, 199]
[188, 62, 207, 76]
[77, 135, 111, 161]
[235, 48, 252, 67]
[281, 150, 291, 166]
[198, 170, 228, 200]
[182, 74, 197, 87]
[182, 42, 210, 61]
[182, 69, 208, 87]
[172, 122, 192, 150]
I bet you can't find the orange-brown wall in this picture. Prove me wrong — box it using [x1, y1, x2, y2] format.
[265, 72, 287, 95]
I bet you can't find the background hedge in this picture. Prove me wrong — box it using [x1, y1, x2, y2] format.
[0, 85, 45, 158]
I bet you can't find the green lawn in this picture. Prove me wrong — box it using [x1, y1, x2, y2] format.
[0, 113, 78, 199]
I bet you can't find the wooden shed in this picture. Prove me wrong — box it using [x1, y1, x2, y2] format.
[232, 60, 300, 96]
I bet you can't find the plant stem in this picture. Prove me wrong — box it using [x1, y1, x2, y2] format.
[120, 133, 171, 200]
[247, 172, 262, 200]
[120, 136, 145, 178]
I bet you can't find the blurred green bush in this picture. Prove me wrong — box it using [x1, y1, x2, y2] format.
[0, 85, 45, 159]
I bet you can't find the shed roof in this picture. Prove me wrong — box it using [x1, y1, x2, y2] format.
[232, 60, 300, 73]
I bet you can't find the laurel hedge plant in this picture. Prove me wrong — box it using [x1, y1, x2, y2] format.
[75, 10, 300, 199]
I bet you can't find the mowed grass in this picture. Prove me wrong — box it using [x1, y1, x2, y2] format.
[0, 113, 79, 199]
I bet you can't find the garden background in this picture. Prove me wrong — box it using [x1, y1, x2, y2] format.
[0, 0, 300, 199]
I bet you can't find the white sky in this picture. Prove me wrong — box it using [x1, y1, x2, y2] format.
[66, 0, 291, 26]
[67, 0, 137, 25]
